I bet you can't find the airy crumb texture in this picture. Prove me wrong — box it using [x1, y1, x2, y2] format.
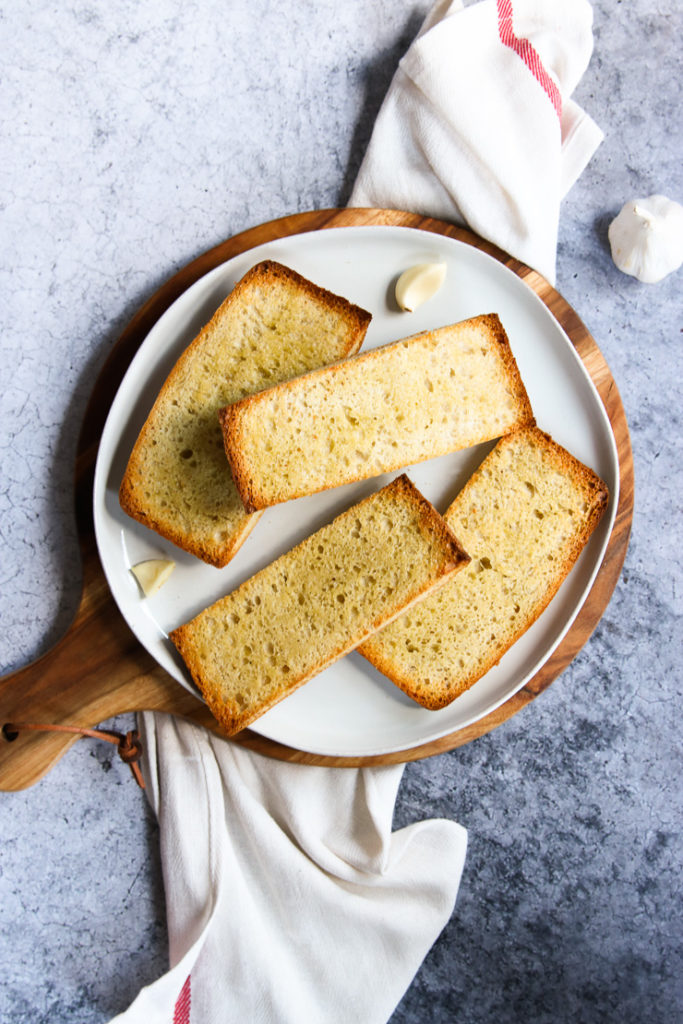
[220, 313, 534, 511]
[359, 427, 609, 709]
[119, 261, 371, 566]
[170, 474, 469, 735]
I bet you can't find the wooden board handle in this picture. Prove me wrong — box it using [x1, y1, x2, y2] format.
[0, 538, 156, 788]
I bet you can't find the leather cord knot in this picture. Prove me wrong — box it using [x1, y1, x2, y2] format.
[2, 721, 145, 788]
[117, 730, 143, 766]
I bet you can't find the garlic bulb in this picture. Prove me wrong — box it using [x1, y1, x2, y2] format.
[608, 194, 683, 283]
[131, 558, 175, 597]
[395, 262, 447, 311]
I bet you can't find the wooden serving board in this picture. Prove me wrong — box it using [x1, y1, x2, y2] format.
[0, 209, 633, 790]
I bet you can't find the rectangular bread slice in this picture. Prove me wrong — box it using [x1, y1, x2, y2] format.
[169, 474, 470, 735]
[119, 260, 371, 566]
[219, 313, 534, 512]
[359, 427, 609, 709]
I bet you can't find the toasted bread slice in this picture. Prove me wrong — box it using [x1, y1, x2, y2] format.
[359, 427, 608, 708]
[220, 313, 534, 511]
[119, 260, 371, 566]
[170, 475, 469, 734]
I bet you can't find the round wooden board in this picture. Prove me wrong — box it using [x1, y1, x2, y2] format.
[0, 209, 633, 789]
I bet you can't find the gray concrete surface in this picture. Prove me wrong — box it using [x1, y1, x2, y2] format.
[1, 2, 681, 1021]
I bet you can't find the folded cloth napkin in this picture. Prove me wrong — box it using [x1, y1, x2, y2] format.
[109, 715, 467, 1024]
[109, 3, 602, 1021]
[350, 0, 604, 284]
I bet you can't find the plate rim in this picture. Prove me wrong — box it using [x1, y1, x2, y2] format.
[88, 209, 633, 762]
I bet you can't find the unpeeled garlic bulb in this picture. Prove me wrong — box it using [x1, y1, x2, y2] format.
[608, 194, 683, 283]
[131, 558, 175, 597]
[395, 262, 447, 311]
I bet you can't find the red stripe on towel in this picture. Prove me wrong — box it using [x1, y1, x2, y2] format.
[173, 974, 191, 1024]
[496, 0, 562, 119]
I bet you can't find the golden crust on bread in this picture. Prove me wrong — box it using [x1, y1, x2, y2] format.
[170, 475, 469, 734]
[359, 427, 609, 708]
[219, 313, 534, 512]
[119, 260, 371, 566]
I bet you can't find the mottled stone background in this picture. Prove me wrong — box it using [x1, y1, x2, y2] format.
[1, 1, 681, 1021]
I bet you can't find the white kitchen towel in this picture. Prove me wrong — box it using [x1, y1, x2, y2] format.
[108, 714, 467, 1024]
[350, 0, 604, 284]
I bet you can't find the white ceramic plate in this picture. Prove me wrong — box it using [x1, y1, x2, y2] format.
[94, 226, 619, 757]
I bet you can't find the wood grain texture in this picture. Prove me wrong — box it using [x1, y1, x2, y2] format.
[0, 209, 633, 788]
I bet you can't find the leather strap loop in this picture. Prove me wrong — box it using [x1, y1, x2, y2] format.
[2, 721, 145, 788]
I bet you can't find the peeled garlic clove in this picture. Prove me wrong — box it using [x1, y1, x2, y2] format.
[395, 262, 447, 311]
[608, 194, 683, 283]
[131, 558, 175, 597]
